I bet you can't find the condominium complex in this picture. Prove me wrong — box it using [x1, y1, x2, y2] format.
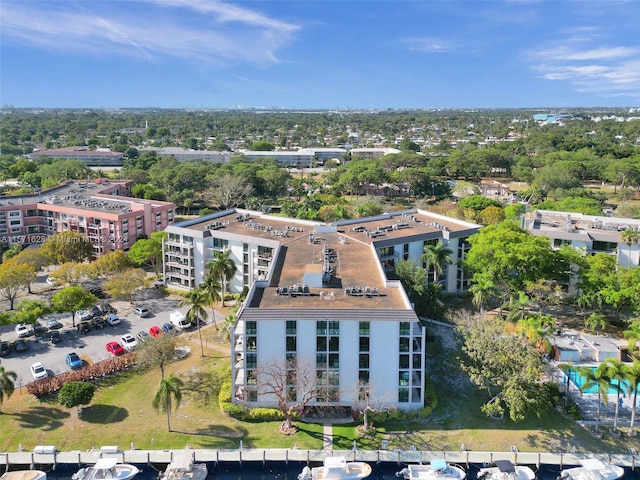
[522, 210, 640, 268]
[0, 179, 175, 257]
[28, 146, 124, 166]
[163, 209, 479, 412]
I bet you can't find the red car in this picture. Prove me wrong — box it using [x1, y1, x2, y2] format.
[106, 341, 125, 356]
[149, 325, 162, 337]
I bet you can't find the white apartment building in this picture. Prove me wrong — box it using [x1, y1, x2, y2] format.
[163, 209, 479, 412]
[522, 210, 640, 268]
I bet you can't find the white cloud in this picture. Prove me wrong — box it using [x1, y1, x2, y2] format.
[524, 30, 640, 98]
[0, 0, 300, 66]
[400, 37, 454, 53]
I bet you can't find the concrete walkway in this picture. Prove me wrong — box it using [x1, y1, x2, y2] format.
[322, 422, 333, 450]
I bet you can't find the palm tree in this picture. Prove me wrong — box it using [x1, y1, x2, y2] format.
[200, 273, 222, 330]
[180, 287, 209, 357]
[207, 250, 237, 307]
[517, 314, 555, 353]
[623, 359, 640, 434]
[469, 273, 497, 316]
[577, 364, 612, 433]
[624, 319, 640, 358]
[152, 374, 183, 432]
[559, 362, 574, 411]
[602, 358, 627, 428]
[420, 240, 453, 284]
[0, 366, 17, 412]
[620, 228, 639, 268]
[219, 311, 237, 342]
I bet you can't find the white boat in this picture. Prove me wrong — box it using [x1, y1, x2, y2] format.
[478, 460, 536, 480]
[559, 459, 625, 480]
[159, 453, 208, 480]
[72, 458, 140, 480]
[298, 456, 372, 480]
[396, 459, 467, 480]
[1, 471, 47, 480]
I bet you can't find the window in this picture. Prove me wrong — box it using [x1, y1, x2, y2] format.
[403, 243, 409, 260]
[286, 321, 296, 334]
[329, 354, 339, 368]
[328, 321, 339, 335]
[316, 353, 327, 368]
[399, 388, 409, 402]
[379, 246, 394, 257]
[10, 220, 21, 226]
[359, 321, 370, 335]
[246, 336, 256, 351]
[316, 321, 327, 335]
[399, 355, 410, 369]
[399, 322, 410, 335]
[359, 371, 369, 382]
[286, 336, 297, 351]
[359, 354, 369, 369]
[328, 336, 339, 351]
[246, 353, 257, 369]
[316, 337, 327, 351]
[9, 211, 20, 217]
[399, 371, 410, 386]
[212, 237, 228, 248]
[359, 337, 369, 352]
[246, 321, 257, 334]
[399, 337, 410, 352]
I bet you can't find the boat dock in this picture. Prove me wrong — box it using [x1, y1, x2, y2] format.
[0, 448, 638, 470]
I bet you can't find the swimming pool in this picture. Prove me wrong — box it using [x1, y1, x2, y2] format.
[564, 367, 637, 395]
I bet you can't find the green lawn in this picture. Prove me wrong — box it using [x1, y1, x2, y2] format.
[2, 337, 639, 454]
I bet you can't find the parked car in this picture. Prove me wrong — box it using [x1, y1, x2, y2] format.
[14, 338, 28, 352]
[133, 307, 151, 317]
[0, 341, 11, 356]
[137, 330, 151, 343]
[153, 278, 165, 288]
[120, 334, 138, 351]
[161, 323, 177, 335]
[30, 362, 48, 380]
[46, 318, 63, 330]
[46, 277, 59, 287]
[65, 352, 84, 370]
[33, 322, 47, 336]
[49, 331, 62, 344]
[149, 325, 162, 337]
[15, 323, 32, 338]
[90, 287, 106, 299]
[90, 305, 102, 317]
[76, 310, 93, 322]
[100, 303, 117, 314]
[106, 341, 125, 356]
[106, 314, 121, 326]
[92, 316, 106, 329]
[78, 321, 92, 334]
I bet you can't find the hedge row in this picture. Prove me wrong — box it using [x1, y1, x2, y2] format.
[218, 378, 283, 421]
[26, 354, 137, 398]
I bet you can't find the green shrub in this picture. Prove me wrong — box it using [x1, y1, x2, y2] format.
[247, 407, 283, 421]
[218, 378, 249, 420]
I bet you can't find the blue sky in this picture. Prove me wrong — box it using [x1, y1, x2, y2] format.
[1, 1, 639, 109]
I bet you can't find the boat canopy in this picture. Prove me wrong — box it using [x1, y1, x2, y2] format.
[431, 460, 447, 471]
[495, 461, 516, 474]
[93, 459, 118, 470]
[580, 460, 606, 471]
[167, 454, 194, 472]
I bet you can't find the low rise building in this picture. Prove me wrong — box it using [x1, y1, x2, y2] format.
[28, 146, 124, 166]
[522, 210, 640, 269]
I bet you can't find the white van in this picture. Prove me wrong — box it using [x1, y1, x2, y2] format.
[170, 311, 191, 331]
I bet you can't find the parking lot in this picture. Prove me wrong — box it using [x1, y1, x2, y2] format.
[0, 273, 198, 389]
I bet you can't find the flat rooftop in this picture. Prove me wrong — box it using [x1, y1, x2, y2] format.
[0, 181, 172, 214]
[178, 209, 479, 313]
[525, 210, 640, 242]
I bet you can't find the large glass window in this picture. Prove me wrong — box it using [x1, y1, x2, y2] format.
[246, 321, 257, 334]
[359, 354, 369, 369]
[359, 337, 370, 352]
[359, 321, 370, 335]
[286, 336, 297, 351]
[286, 321, 296, 334]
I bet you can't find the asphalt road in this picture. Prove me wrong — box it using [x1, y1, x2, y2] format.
[0, 274, 192, 389]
